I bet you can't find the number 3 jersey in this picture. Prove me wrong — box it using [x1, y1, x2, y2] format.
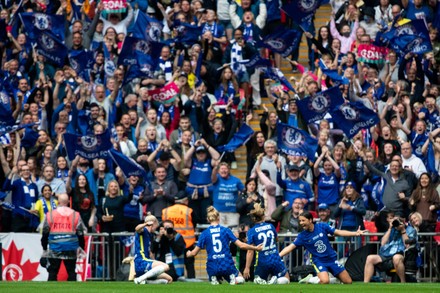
[247, 222, 283, 265]
[293, 223, 337, 263]
[197, 224, 237, 266]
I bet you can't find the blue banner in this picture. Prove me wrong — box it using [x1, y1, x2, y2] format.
[118, 36, 163, 74]
[33, 30, 67, 67]
[297, 86, 345, 125]
[318, 59, 349, 85]
[69, 49, 94, 80]
[0, 92, 15, 135]
[277, 123, 318, 161]
[281, 0, 328, 30]
[174, 21, 202, 46]
[241, 54, 272, 70]
[381, 19, 432, 56]
[217, 123, 254, 153]
[330, 102, 379, 139]
[263, 67, 296, 93]
[21, 126, 39, 148]
[258, 26, 301, 57]
[128, 9, 163, 42]
[19, 12, 65, 40]
[108, 148, 148, 180]
[63, 130, 112, 160]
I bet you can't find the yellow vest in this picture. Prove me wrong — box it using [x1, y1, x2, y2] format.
[162, 204, 195, 248]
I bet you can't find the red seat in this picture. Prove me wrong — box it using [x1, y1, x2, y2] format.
[364, 221, 378, 242]
[434, 221, 440, 245]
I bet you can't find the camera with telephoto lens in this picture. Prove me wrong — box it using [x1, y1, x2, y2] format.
[166, 227, 174, 235]
[392, 219, 402, 227]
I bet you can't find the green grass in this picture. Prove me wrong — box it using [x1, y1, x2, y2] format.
[0, 282, 439, 293]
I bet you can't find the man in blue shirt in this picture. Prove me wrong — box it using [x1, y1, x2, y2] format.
[277, 164, 314, 208]
[280, 211, 366, 284]
[212, 162, 245, 227]
[363, 211, 417, 283]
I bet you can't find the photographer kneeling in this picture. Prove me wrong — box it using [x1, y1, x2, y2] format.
[152, 220, 186, 281]
[364, 211, 417, 283]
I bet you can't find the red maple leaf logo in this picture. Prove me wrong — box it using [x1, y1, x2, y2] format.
[2, 241, 40, 281]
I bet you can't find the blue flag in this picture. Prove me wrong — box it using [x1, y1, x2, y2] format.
[33, 30, 67, 67]
[241, 54, 272, 70]
[258, 26, 301, 57]
[0, 92, 15, 135]
[297, 86, 345, 124]
[263, 67, 296, 93]
[277, 123, 318, 161]
[108, 148, 148, 180]
[281, 0, 329, 30]
[69, 50, 94, 81]
[426, 142, 438, 182]
[330, 102, 379, 138]
[19, 12, 65, 40]
[63, 130, 112, 161]
[174, 21, 202, 46]
[382, 19, 432, 56]
[217, 123, 254, 153]
[318, 59, 349, 85]
[118, 36, 163, 73]
[128, 9, 163, 42]
[21, 126, 39, 148]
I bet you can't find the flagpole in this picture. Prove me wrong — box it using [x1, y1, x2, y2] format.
[218, 151, 226, 162]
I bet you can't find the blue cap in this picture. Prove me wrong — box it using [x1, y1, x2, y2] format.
[345, 181, 357, 189]
[318, 203, 329, 210]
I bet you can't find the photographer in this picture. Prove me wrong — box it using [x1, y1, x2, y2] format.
[364, 211, 417, 283]
[151, 220, 186, 281]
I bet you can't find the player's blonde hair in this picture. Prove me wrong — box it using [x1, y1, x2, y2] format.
[249, 203, 265, 223]
[206, 206, 219, 223]
[144, 213, 158, 225]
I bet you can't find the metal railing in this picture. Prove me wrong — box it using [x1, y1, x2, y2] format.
[85, 232, 440, 282]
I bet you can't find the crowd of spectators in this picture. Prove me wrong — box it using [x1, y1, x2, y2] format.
[0, 0, 440, 281]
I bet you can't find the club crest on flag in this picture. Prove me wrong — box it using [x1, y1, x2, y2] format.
[33, 13, 51, 30]
[70, 58, 79, 71]
[265, 39, 285, 50]
[282, 127, 305, 148]
[309, 94, 330, 113]
[39, 34, 54, 50]
[340, 104, 359, 120]
[396, 24, 416, 36]
[78, 135, 101, 151]
[135, 39, 151, 54]
[0, 92, 8, 104]
[299, 0, 319, 12]
[146, 22, 162, 42]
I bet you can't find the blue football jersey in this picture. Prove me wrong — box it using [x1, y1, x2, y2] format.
[247, 222, 282, 264]
[293, 223, 337, 263]
[197, 224, 237, 262]
[134, 227, 152, 261]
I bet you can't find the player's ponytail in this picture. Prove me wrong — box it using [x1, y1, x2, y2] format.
[249, 203, 265, 223]
[206, 206, 220, 223]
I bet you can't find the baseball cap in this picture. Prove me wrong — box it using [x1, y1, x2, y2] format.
[287, 164, 301, 172]
[318, 203, 329, 210]
[196, 145, 207, 153]
[345, 181, 357, 189]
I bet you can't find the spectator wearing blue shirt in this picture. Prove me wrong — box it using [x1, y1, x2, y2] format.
[277, 164, 314, 208]
[313, 147, 341, 216]
[2, 164, 39, 232]
[186, 206, 262, 285]
[212, 162, 245, 228]
[364, 211, 417, 283]
[402, 0, 434, 23]
[280, 211, 366, 284]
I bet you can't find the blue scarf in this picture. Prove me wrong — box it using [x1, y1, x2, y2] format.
[41, 197, 57, 214]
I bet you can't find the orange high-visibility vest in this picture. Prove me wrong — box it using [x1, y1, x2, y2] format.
[162, 204, 195, 248]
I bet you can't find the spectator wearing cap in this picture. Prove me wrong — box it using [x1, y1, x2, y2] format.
[359, 6, 379, 39]
[184, 139, 220, 225]
[211, 161, 245, 227]
[316, 203, 336, 228]
[143, 165, 178, 222]
[147, 140, 182, 183]
[334, 181, 366, 257]
[277, 164, 314, 209]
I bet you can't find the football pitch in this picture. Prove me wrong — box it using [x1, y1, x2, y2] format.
[0, 282, 439, 293]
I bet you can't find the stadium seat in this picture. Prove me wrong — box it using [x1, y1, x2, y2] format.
[363, 221, 378, 242]
[434, 222, 440, 245]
